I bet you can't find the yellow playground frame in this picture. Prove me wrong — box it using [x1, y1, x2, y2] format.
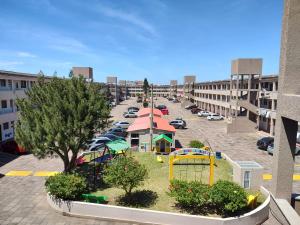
[169, 148, 215, 186]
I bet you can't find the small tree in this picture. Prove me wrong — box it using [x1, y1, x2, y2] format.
[143, 78, 150, 96]
[104, 156, 148, 196]
[189, 140, 205, 148]
[15, 76, 110, 172]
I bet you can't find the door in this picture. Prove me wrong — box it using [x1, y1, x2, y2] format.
[160, 141, 165, 152]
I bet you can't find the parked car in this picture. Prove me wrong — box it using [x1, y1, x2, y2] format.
[257, 137, 274, 150]
[123, 111, 138, 118]
[0, 140, 27, 154]
[128, 107, 139, 112]
[113, 121, 130, 129]
[169, 120, 187, 129]
[87, 137, 112, 148]
[191, 108, 201, 114]
[155, 104, 166, 110]
[267, 143, 300, 155]
[198, 111, 210, 117]
[106, 127, 128, 137]
[207, 114, 224, 121]
[160, 108, 169, 115]
[88, 143, 106, 152]
[100, 133, 126, 141]
[185, 104, 197, 110]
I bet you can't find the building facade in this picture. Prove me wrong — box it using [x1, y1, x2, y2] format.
[0, 70, 52, 142]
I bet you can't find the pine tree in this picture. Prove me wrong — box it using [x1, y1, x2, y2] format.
[143, 78, 150, 96]
[15, 76, 111, 172]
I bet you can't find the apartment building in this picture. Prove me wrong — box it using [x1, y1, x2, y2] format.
[185, 59, 279, 136]
[0, 70, 52, 143]
[107, 77, 172, 100]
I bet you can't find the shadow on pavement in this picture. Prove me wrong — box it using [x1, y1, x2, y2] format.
[0, 152, 19, 167]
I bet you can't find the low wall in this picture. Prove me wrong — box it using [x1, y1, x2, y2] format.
[47, 187, 270, 225]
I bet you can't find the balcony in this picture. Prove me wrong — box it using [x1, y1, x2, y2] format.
[0, 108, 14, 115]
[0, 86, 12, 91]
[258, 108, 276, 119]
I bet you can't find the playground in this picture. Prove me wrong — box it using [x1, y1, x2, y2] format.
[90, 151, 233, 213]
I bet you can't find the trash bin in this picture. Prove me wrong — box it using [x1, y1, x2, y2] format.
[215, 151, 222, 159]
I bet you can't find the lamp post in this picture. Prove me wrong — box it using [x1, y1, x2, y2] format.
[150, 84, 154, 152]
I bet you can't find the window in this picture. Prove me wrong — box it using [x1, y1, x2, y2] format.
[243, 171, 251, 189]
[3, 122, 9, 130]
[21, 80, 27, 88]
[0, 79, 6, 87]
[1, 100, 7, 108]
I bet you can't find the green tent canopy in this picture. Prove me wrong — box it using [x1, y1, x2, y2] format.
[106, 139, 130, 154]
[153, 134, 172, 143]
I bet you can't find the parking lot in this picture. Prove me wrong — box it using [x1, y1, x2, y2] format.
[111, 97, 300, 192]
[0, 96, 299, 224]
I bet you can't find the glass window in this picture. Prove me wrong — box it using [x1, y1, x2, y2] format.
[0, 79, 6, 87]
[1, 100, 7, 108]
[21, 80, 27, 88]
[3, 122, 9, 130]
[243, 171, 251, 189]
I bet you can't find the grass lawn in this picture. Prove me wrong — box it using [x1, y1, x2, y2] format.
[92, 151, 233, 213]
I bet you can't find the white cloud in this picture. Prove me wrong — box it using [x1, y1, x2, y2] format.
[0, 61, 24, 66]
[97, 5, 157, 37]
[17, 51, 37, 58]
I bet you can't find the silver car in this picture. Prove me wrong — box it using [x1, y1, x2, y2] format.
[113, 121, 130, 129]
[198, 111, 210, 117]
[207, 114, 224, 121]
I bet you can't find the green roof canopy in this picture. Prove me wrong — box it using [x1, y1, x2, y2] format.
[153, 134, 172, 143]
[106, 139, 130, 154]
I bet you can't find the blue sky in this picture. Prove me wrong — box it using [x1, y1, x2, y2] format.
[0, 0, 283, 84]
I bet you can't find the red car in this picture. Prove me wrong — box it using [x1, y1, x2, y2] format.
[0, 140, 27, 154]
[160, 108, 169, 115]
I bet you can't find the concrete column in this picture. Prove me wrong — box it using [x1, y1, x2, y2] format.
[272, 118, 297, 201]
[247, 75, 251, 101]
[272, 0, 300, 202]
[270, 119, 275, 136]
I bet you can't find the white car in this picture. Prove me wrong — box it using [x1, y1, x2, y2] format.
[207, 114, 224, 121]
[113, 121, 130, 129]
[123, 112, 138, 118]
[198, 111, 210, 117]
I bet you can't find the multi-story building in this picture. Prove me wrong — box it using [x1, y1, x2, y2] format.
[0, 70, 52, 143]
[72, 67, 93, 82]
[185, 59, 279, 136]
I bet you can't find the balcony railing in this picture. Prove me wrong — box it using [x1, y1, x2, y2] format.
[0, 86, 12, 91]
[0, 108, 14, 115]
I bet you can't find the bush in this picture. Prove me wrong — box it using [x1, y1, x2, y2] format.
[104, 156, 148, 195]
[189, 140, 205, 148]
[210, 180, 248, 214]
[45, 173, 87, 200]
[143, 101, 149, 108]
[169, 179, 210, 209]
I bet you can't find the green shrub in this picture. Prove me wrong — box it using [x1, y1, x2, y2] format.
[45, 173, 87, 200]
[189, 140, 205, 148]
[104, 156, 148, 195]
[210, 180, 248, 214]
[169, 179, 210, 209]
[143, 101, 149, 108]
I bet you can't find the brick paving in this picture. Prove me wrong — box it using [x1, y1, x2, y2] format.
[0, 96, 299, 224]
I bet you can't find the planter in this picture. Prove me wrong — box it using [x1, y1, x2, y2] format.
[47, 186, 270, 225]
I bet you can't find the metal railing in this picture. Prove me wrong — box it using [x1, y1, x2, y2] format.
[0, 108, 14, 115]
